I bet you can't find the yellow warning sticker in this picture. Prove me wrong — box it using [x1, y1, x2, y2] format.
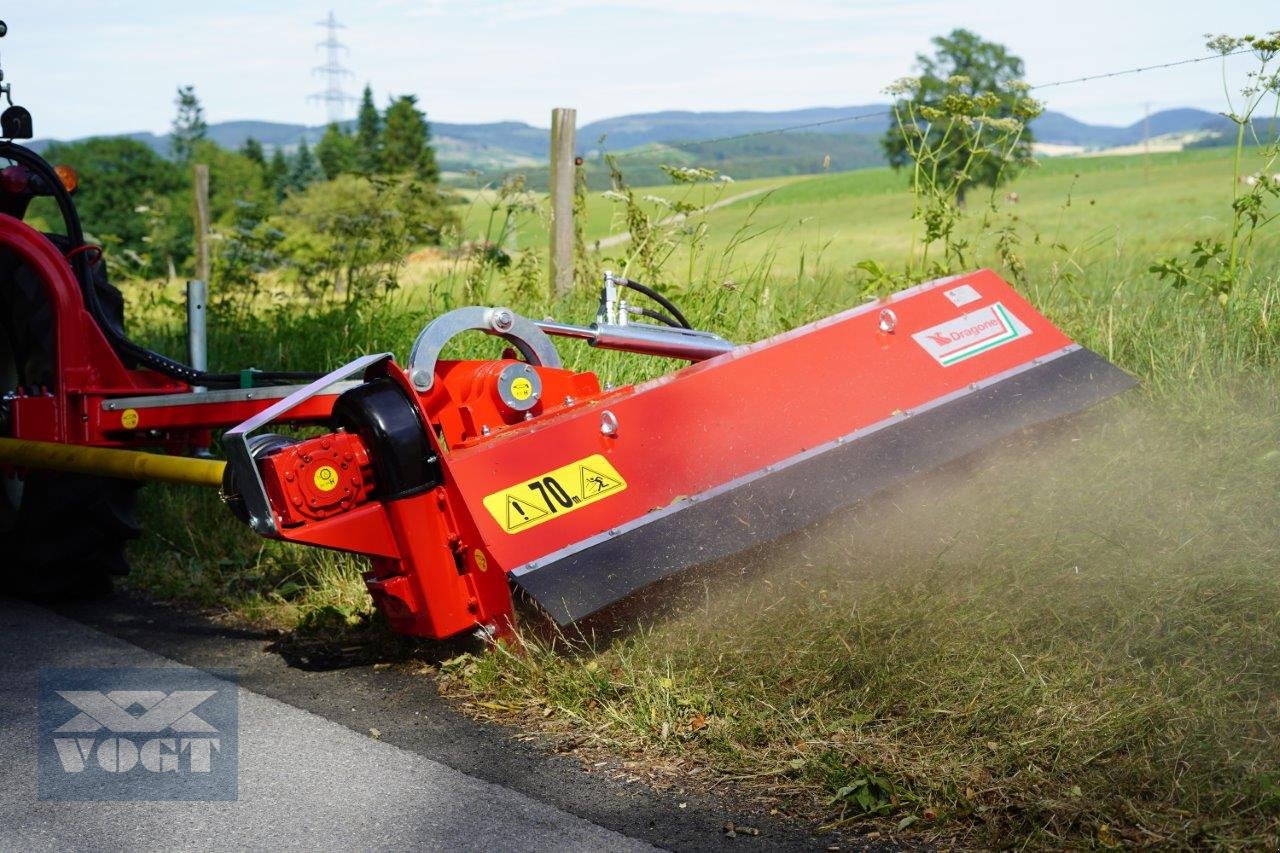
[313, 465, 339, 492]
[482, 453, 626, 534]
[120, 408, 139, 430]
[510, 377, 533, 401]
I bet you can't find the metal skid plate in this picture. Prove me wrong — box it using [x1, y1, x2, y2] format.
[441, 269, 1136, 625]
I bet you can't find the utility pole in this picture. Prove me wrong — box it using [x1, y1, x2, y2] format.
[548, 107, 577, 298]
[309, 11, 355, 124]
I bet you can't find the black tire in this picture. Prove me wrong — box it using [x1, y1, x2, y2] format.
[0, 240, 140, 596]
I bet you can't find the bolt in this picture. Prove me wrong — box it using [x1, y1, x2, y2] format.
[411, 369, 433, 389]
[878, 308, 898, 333]
[490, 308, 515, 332]
[563, 395, 576, 406]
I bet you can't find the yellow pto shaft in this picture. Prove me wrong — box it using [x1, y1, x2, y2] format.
[0, 437, 226, 488]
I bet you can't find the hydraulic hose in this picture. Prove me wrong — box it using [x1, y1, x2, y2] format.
[612, 276, 692, 329]
[0, 142, 321, 389]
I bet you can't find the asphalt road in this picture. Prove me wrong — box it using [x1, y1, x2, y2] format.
[0, 598, 654, 852]
[0, 593, 862, 852]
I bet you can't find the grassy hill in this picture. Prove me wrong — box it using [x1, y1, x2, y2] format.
[460, 145, 1262, 280]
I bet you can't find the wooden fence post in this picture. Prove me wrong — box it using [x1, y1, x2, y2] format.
[548, 107, 577, 297]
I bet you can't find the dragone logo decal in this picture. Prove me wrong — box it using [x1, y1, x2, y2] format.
[911, 302, 1031, 366]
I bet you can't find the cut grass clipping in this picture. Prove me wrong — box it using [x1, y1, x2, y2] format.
[440, 389, 1280, 848]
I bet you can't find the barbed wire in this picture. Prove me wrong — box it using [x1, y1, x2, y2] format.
[599, 47, 1256, 163]
[1028, 47, 1253, 91]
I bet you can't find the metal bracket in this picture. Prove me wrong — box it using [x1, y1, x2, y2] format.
[223, 352, 392, 536]
[407, 306, 562, 391]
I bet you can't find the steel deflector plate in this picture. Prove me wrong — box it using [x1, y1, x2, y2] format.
[513, 347, 1136, 624]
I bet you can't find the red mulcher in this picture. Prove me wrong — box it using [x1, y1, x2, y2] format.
[0, 46, 1134, 639]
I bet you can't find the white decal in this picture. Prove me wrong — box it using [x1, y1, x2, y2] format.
[943, 283, 981, 307]
[912, 302, 1031, 366]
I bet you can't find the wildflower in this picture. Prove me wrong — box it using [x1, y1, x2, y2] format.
[974, 92, 1002, 113]
[883, 77, 920, 96]
[1205, 34, 1243, 55]
[984, 117, 1024, 134]
[941, 93, 976, 116]
[1012, 97, 1044, 120]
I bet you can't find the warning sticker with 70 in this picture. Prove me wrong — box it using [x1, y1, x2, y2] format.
[481, 454, 627, 534]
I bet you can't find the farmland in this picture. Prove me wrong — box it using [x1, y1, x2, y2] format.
[125, 142, 1280, 847]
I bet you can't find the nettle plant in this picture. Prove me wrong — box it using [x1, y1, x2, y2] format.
[871, 74, 1042, 289]
[1151, 32, 1280, 302]
[601, 155, 734, 286]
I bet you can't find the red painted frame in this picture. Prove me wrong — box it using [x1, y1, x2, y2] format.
[0, 213, 340, 449]
[259, 269, 1085, 640]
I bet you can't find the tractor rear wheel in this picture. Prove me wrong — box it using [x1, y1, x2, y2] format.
[0, 249, 140, 596]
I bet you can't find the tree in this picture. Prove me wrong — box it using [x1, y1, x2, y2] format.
[267, 147, 289, 201]
[274, 173, 456, 303]
[354, 84, 382, 174]
[191, 139, 274, 222]
[41, 137, 183, 275]
[381, 95, 439, 181]
[287, 139, 325, 193]
[240, 136, 266, 168]
[881, 30, 1036, 204]
[171, 85, 207, 162]
[316, 123, 357, 178]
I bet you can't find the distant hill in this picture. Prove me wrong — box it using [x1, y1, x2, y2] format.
[28, 105, 1232, 181]
[1030, 107, 1228, 147]
[577, 106, 894, 149]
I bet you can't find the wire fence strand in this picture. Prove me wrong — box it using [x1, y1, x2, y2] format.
[601, 47, 1256, 162]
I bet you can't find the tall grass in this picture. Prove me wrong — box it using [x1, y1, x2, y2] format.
[122, 132, 1280, 846]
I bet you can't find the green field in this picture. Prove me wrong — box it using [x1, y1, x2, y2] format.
[458, 147, 1263, 282]
[127, 143, 1280, 848]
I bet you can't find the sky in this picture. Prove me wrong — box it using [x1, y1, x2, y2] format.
[4, 1, 1277, 140]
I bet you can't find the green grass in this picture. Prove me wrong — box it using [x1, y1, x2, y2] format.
[124, 144, 1280, 847]
[442, 388, 1280, 847]
[456, 146, 1274, 286]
